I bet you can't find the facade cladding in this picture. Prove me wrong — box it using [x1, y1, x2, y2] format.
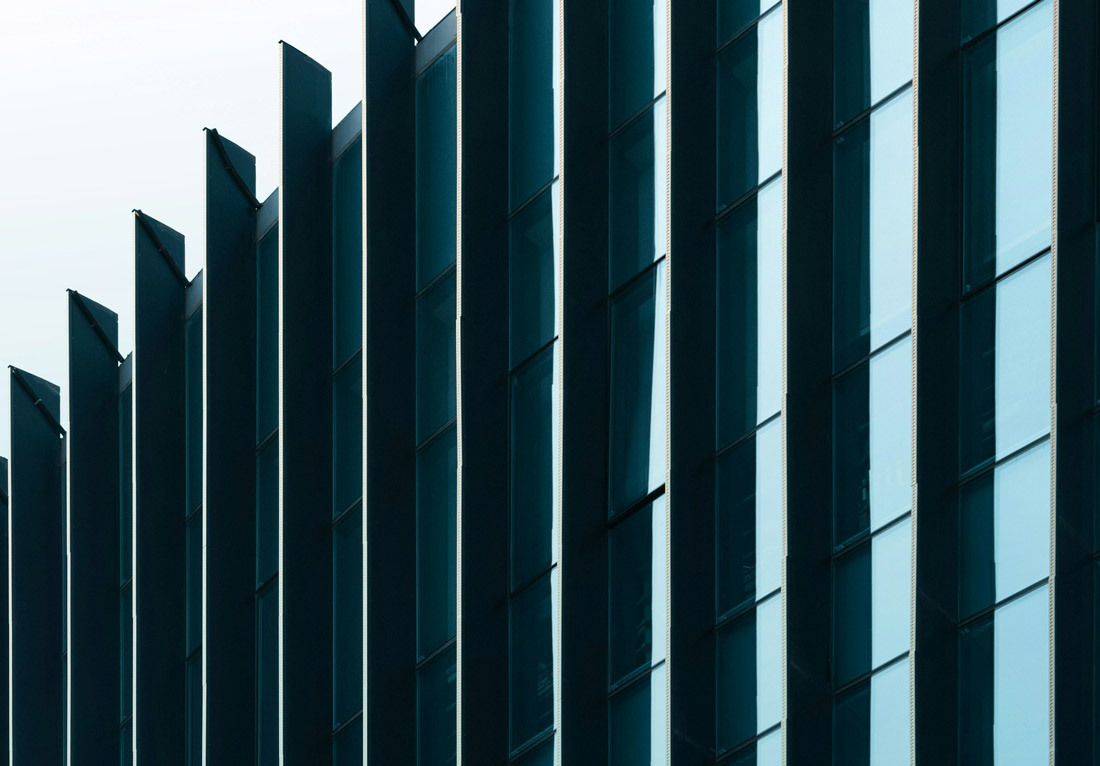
[3, 0, 1100, 763]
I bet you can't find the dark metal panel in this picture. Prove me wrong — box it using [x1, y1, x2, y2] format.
[132, 210, 187, 765]
[277, 41, 334, 764]
[914, 1, 962, 763]
[67, 291, 121, 763]
[0, 455, 7, 764]
[8, 367, 64, 765]
[202, 128, 259, 763]
[559, 0, 611, 762]
[457, 0, 511, 762]
[416, 9, 456, 74]
[784, 1, 834, 762]
[1053, 0, 1099, 762]
[666, 0, 718, 761]
[363, 1, 417, 764]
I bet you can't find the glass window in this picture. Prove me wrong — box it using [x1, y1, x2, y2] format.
[120, 582, 132, 722]
[718, 0, 775, 46]
[185, 309, 203, 514]
[834, 680, 871, 766]
[959, 255, 1051, 472]
[418, 646, 457, 766]
[835, 544, 872, 684]
[119, 386, 133, 585]
[717, 594, 781, 751]
[962, 0, 1052, 290]
[122, 720, 132, 766]
[513, 739, 554, 766]
[963, 0, 1038, 41]
[610, 505, 653, 684]
[835, 662, 915, 766]
[717, 179, 782, 446]
[511, 348, 555, 587]
[333, 509, 363, 727]
[610, 99, 667, 291]
[959, 440, 1050, 617]
[611, 676, 651, 766]
[509, 576, 554, 750]
[417, 272, 458, 442]
[333, 719, 363, 766]
[256, 226, 279, 441]
[717, 6, 782, 209]
[186, 514, 202, 655]
[509, 0, 556, 209]
[610, 262, 667, 515]
[510, 188, 557, 366]
[417, 428, 458, 659]
[333, 137, 363, 366]
[333, 362, 363, 516]
[417, 48, 458, 289]
[256, 438, 279, 587]
[257, 585, 279, 766]
[834, 0, 913, 124]
[187, 651, 202, 766]
[609, 0, 666, 128]
[833, 90, 913, 369]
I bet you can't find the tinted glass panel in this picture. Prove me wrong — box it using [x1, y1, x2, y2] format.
[963, 0, 1037, 41]
[834, 680, 871, 766]
[610, 262, 667, 514]
[417, 427, 458, 658]
[256, 437, 279, 587]
[834, 0, 913, 124]
[187, 651, 201, 766]
[835, 367, 872, 544]
[871, 658, 910, 764]
[717, 179, 782, 445]
[333, 718, 363, 766]
[185, 309, 202, 514]
[333, 137, 363, 366]
[186, 513, 202, 654]
[333, 362, 363, 516]
[120, 386, 133, 584]
[610, 675, 650, 766]
[717, 611, 757, 749]
[257, 585, 279, 766]
[718, 0, 774, 46]
[417, 48, 458, 288]
[509, 0, 556, 209]
[509, 576, 554, 749]
[610, 505, 653, 683]
[120, 582, 132, 721]
[610, 99, 667, 290]
[868, 340, 912, 529]
[511, 348, 555, 587]
[510, 189, 557, 366]
[609, 0, 666, 128]
[417, 272, 457, 442]
[256, 226, 279, 441]
[418, 646, 457, 766]
[333, 509, 363, 727]
[871, 518, 911, 667]
[962, 1, 1052, 290]
[512, 739, 554, 766]
[835, 544, 872, 684]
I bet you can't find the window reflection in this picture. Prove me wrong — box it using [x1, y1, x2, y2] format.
[509, 578, 554, 749]
[418, 646, 457, 766]
[609, 0, 666, 128]
[609, 99, 667, 291]
[509, 190, 557, 366]
[834, 0, 913, 124]
[509, 0, 556, 209]
[511, 349, 555, 587]
[417, 429, 458, 659]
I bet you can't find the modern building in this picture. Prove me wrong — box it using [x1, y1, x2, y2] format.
[3, 0, 1099, 763]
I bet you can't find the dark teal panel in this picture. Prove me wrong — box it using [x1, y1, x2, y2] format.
[0, 456, 6, 763]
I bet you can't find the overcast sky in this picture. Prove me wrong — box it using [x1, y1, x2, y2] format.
[0, 0, 454, 453]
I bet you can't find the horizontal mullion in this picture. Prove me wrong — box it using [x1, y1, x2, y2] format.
[608, 657, 665, 698]
[715, 721, 783, 764]
[715, 587, 781, 630]
[831, 329, 912, 382]
[830, 650, 910, 697]
[958, 433, 1051, 487]
[959, 247, 1051, 303]
[608, 92, 667, 138]
[607, 484, 666, 529]
[832, 508, 913, 558]
[713, 170, 783, 224]
[833, 82, 913, 135]
[608, 255, 667, 302]
[508, 178, 559, 221]
[416, 635, 457, 671]
[714, 410, 782, 461]
[960, 0, 1047, 47]
[715, 1, 783, 57]
[956, 577, 1050, 629]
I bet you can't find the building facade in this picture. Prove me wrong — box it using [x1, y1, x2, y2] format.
[3, 0, 1100, 763]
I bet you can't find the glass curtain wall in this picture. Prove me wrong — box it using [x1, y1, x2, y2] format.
[185, 302, 203, 766]
[120, 380, 133, 766]
[957, 2, 1053, 764]
[506, 0, 560, 762]
[830, 1, 914, 763]
[713, 3, 783, 763]
[255, 222, 280, 766]
[332, 132, 364, 763]
[607, 1, 668, 764]
[416, 44, 458, 766]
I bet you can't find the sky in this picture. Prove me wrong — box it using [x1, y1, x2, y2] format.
[0, 0, 454, 453]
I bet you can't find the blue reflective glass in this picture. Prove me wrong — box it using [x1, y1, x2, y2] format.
[610, 675, 650, 766]
[717, 7, 781, 209]
[417, 47, 458, 288]
[185, 309, 202, 514]
[509, 575, 554, 750]
[417, 427, 458, 659]
[333, 137, 363, 367]
[256, 226, 279, 441]
[186, 513, 202, 655]
[834, 0, 913, 124]
[835, 544, 872, 684]
[510, 188, 556, 366]
[718, 1, 774, 46]
[609, 0, 666, 128]
[418, 646, 457, 766]
[960, 440, 1050, 617]
[871, 519, 911, 667]
[511, 348, 554, 587]
[256, 437, 279, 587]
[962, 1, 1052, 290]
[834, 680, 871, 766]
[610, 99, 667, 291]
[610, 505, 653, 683]
[870, 658, 910, 764]
[717, 179, 782, 446]
[417, 272, 457, 442]
[333, 361, 363, 516]
[610, 263, 666, 514]
[833, 91, 913, 369]
[187, 651, 201, 766]
[333, 509, 363, 727]
[257, 584, 279, 766]
[963, 0, 1038, 41]
[333, 718, 363, 766]
[509, 0, 556, 209]
[869, 340, 912, 530]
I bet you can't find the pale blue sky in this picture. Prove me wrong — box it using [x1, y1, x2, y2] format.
[0, 0, 454, 452]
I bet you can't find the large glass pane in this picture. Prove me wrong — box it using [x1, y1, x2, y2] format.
[120, 582, 132, 722]
[509, 576, 554, 749]
[716, 6, 781, 208]
[834, 0, 913, 124]
[119, 385, 132, 585]
[333, 510, 363, 727]
[871, 518, 911, 667]
[835, 368, 872, 544]
[756, 596, 782, 731]
[610, 504, 653, 683]
[333, 362, 363, 516]
[333, 136, 363, 366]
[417, 47, 458, 288]
[869, 340, 912, 529]
[417, 273, 457, 442]
[610, 675, 651, 766]
[256, 437, 279, 587]
[257, 585, 279, 766]
[185, 309, 202, 514]
[186, 513, 202, 655]
[510, 189, 557, 366]
[511, 348, 554, 587]
[834, 680, 871, 766]
[256, 226, 279, 441]
[509, 0, 556, 209]
[417, 428, 458, 659]
[717, 611, 757, 750]
[512, 739, 554, 766]
[610, 263, 667, 513]
[963, 0, 1038, 41]
[187, 651, 202, 766]
[717, 179, 782, 445]
[835, 544, 872, 684]
[418, 646, 457, 766]
[609, 0, 666, 128]
[833, 91, 914, 369]
[870, 658, 910, 765]
[718, 0, 774, 46]
[609, 99, 667, 291]
[959, 440, 1050, 616]
[333, 719, 363, 766]
[962, 0, 1053, 290]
